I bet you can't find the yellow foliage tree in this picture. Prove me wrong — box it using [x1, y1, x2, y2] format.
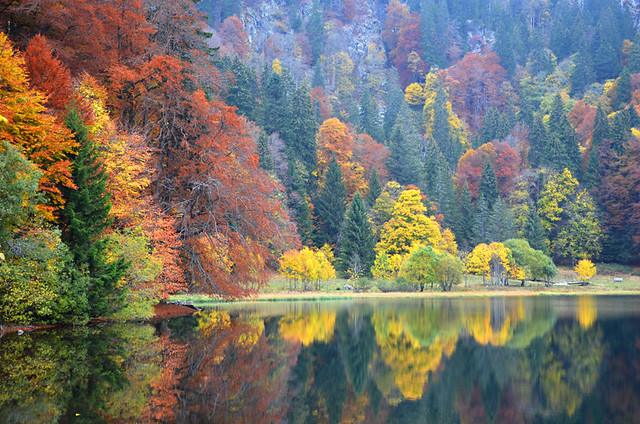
[376, 189, 447, 257]
[574, 259, 596, 282]
[538, 168, 579, 232]
[467, 242, 515, 285]
[279, 247, 336, 291]
[404, 82, 426, 106]
[420, 71, 468, 148]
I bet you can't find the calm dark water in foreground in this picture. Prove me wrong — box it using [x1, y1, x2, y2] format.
[2, 295, 640, 423]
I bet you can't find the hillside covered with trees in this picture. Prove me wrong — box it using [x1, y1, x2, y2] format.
[1, 0, 640, 323]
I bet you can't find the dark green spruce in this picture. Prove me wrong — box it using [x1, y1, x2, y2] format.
[62, 110, 128, 317]
[337, 193, 376, 276]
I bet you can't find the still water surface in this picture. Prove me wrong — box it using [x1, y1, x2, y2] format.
[1, 296, 640, 423]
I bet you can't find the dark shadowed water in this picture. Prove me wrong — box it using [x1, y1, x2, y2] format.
[2, 295, 640, 423]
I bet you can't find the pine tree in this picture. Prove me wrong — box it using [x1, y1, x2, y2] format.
[314, 157, 347, 246]
[628, 37, 640, 73]
[365, 169, 382, 207]
[226, 57, 259, 122]
[62, 110, 128, 317]
[479, 159, 499, 209]
[592, 106, 609, 148]
[257, 130, 274, 171]
[337, 193, 376, 275]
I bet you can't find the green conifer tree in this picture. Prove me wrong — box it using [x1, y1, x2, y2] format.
[314, 157, 347, 246]
[528, 115, 548, 168]
[433, 85, 461, 168]
[522, 202, 546, 252]
[548, 95, 582, 180]
[337, 193, 376, 275]
[479, 107, 501, 146]
[479, 159, 499, 209]
[614, 66, 632, 110]
[63, 110, 128, 317]
[290, 84, 318, 172]
[257, 131, 274, 171]
[365, 169, 382, 208]
[456, 183, 475, 248]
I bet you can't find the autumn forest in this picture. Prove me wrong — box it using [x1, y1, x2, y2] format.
[1, 0, 640, 324]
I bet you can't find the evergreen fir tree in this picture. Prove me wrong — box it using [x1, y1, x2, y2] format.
[473, 194, 491, 245]
[456, 183, 475, 248]
[226, 58, 259, 122]
[382, 70, 405, 142]
[487, 198, 515, 242]
[522, 201, 546, 251]
[592, 106, 609, 148]
[569, 50, 594, 97]
[365, 169, 382, 208]
[479, 107, 500, 146]
[336, 193, 376, 275]
[63, 110, 128, 317]
[610, 110, 630, 155]
[422, 139, 446, 198]
[314, 157, 347, 246]
[479, 159, 499, 209]
[614, 66, 631, 110]
[307, 2, 324, 65]
[628, 36, 640, 73]
[290, 84, 317, 172]
[583, 145, 602, 190]
[388, 123, 422, 186]
[548, 95, 582, 180]
[434, 162, 460, 236]
[261, 66, 293, 141]
[528, 115, 548, 168]
[359, 90, 383, 143]
[257, 130, 274, 171]
[432, 84, 461, 168]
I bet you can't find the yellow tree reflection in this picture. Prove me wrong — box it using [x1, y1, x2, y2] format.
[576, 296, 597, 329]
[279, 310, 337, 346]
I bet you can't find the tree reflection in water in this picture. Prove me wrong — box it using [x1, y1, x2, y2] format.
[1, 296, 639, 423]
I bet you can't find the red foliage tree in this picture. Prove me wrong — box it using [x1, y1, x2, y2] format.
[454, 141, 520, 200]
[23, 35, 77, 117]
[218, 15, 250, 59]
[354, 133, 391, 182]
[447, 52, 508, 133]
[311, 87, 332, 121]
[568, 100, 596, 148]
[165, 92, 299, 297]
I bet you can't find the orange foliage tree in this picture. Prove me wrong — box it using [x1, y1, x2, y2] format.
[353, 134, 391, 182]
[0, 33, 76, 213]
[316, 118, 366, 196]
[454, 141, 520, 200]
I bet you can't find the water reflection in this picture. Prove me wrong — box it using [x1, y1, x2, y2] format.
[2, 296, 640, 423]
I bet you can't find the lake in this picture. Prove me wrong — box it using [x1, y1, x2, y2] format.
[1, 295, 640, 423]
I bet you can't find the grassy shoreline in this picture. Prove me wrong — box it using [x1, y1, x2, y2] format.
[171, 266, 640, 305]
